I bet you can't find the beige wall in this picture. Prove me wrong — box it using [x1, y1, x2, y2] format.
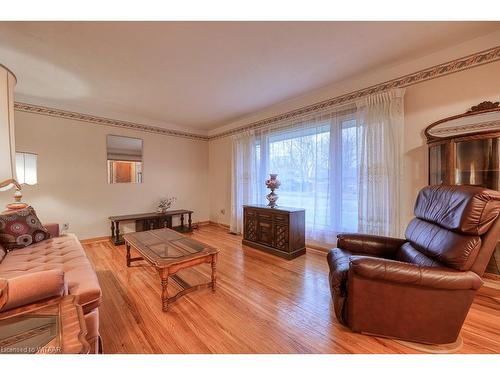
[208, 136, 232, 225]
[208, 61, 500, 234]
[0, 111, 209, 239]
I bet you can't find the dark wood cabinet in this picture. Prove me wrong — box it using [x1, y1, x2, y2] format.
[242, 205, 305, 259]
[425, 101, 500, 275]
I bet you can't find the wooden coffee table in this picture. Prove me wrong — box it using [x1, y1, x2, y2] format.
[123, 228, 219, 311]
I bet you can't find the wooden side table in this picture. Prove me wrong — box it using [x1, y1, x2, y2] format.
[0, 295, 89, 354]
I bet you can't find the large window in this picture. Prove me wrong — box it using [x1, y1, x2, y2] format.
[253, 115, 359, 242]
[232, 90, 404, 241]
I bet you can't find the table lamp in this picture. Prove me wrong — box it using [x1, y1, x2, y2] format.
[0, 64, 27, 211]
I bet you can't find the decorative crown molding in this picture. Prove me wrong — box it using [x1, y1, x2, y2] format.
[467, 100, 500, 113]
[13, 46, 500, 142]
[209, 45, 500, 140]
[13, 102, 210, 141]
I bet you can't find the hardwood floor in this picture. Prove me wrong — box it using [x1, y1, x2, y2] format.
[82, 225, 500, 354]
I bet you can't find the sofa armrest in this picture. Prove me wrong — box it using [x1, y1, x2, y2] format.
[336, 233, 406, 257]
[0, 270, 67, 312]
[44, 223, 60, 238]
[350, 257, 483, 290]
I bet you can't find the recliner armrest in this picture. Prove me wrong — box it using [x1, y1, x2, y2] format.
[336, 233, 406, 257]
[44, 223, 60, 238]
[0, 270, 67, 312]
[350, 257, 483, 290]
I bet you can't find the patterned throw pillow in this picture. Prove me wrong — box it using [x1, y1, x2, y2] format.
[0, 206, 51, 250]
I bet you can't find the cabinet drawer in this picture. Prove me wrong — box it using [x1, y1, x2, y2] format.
[273, 213, 288, 222]
[245, 208, 257, 217]
[257, 211, 273, 221]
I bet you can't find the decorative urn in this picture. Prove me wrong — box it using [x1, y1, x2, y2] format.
[265, 174, 281, 208]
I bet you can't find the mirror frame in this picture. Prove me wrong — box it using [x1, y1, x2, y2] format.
[425, 101, 500, 144]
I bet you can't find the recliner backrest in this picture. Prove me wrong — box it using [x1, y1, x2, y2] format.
[402, 185, 500, 271]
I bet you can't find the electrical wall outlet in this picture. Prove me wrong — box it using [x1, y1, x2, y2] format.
[62, 223, 70, 231]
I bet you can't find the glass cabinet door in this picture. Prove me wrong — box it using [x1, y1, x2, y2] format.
[455, 138, 500, 190]
[429, 143, 447, 185]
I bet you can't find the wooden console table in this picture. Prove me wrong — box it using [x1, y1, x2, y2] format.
[109, 210, 193, 245]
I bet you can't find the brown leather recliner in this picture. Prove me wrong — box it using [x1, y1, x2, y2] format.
[327, 185, 500, 344]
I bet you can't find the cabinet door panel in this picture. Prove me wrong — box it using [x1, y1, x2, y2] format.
[257, 221, 273, 246]
[455, 138, 500, 190]
[244, 215, 257, 241]
[274, 224, 289, 251]
[429, 143, 448, 185]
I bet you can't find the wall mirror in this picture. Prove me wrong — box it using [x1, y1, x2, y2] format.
[107, 135, 143, 184]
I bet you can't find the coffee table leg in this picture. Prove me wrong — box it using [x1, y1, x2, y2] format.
[126, 243, 131, 267]
[160, 268, 170, 311]
[211, 254, 217, 292]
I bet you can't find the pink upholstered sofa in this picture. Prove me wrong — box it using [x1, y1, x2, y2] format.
[0, 223, 102, 353]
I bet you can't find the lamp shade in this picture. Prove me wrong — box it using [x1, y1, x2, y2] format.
[0, 64, 17, 192]
[16, 152, 37, 185]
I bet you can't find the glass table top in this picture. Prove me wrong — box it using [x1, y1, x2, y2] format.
[124, 229, 215, 261]
[148, 238, 206, 258]
[0, 305, 60, 354]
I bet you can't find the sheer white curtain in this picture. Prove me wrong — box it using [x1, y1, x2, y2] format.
[356, 88, 405, 237]
[230, 131, 265, 234]
[230, 106, 359, 244]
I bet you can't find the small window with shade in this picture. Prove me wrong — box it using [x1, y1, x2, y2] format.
[16, 152, 38, 185]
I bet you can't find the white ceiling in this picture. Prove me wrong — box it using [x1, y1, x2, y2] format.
[0, 22, 498, 132]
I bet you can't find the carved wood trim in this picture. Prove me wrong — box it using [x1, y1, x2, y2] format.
[13, 102, 210, 141]
[467, 101, 500, 113]
[12, 46, 500, 141]
[425, 102, 500, 143]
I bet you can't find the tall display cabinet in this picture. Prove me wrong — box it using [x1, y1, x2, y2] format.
[425, 101, 500, 274]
